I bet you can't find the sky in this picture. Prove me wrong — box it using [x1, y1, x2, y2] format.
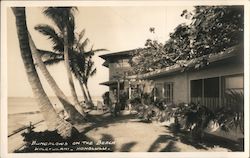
[7, 6, 192, 97]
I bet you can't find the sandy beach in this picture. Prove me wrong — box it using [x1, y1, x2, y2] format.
[8, 96, 102, 132]
[8, 97, 243, 153]
[7, 96, 102, 152]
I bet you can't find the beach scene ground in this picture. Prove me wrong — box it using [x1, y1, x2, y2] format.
[8, 97, 243, 153]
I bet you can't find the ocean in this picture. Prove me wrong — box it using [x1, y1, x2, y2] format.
[8, 96, 102, 135]
[8, 96, 103, 114]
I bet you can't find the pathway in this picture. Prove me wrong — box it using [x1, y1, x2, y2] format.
[9, 110, 242, 152]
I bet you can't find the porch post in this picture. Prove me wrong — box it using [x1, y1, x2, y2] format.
[219, 76, 222, 108]
[117, 80, 120, 103]
[128, 81, 131, 99]
[202, 79, 204, 105]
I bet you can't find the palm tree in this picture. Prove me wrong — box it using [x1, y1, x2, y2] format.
[73, 32, 106, 106]
[35, 24, 106, 107]
[70, 30, 92, 104]
[41, 7, 84, 114]
[12, 7, 73, 138]
[28, 32, 85, 123]
[82, 55, 97, 104]
[70, 50, 90, 104]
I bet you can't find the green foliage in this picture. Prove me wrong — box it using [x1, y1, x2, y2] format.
[130, 6, 244, 74]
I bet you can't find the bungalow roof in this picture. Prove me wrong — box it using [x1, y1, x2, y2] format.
[99, 49, 135, 60]
[137, 44, 243, 80]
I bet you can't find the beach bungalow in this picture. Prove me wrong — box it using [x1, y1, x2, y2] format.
[138, 44, 244, 110]
[99, 49, 139, 109]
[99, 43, 243, 111]
[99, 50, 132, 89]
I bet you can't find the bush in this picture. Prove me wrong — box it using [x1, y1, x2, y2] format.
[216, 90, 244, 134]
[119, 91, 128, 110]
[175, 103, 215, 139]
[102, 91, 110, 106]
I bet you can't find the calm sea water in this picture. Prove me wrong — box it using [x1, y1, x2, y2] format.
[8, 96, 102, 114]
[8, 96, 103, 137]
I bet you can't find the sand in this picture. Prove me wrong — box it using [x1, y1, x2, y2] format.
[8, 110, 241, 152]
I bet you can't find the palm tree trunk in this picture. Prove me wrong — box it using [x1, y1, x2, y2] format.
[12, 7, 73, 138]
[84, 83, 93, 104]
[28, 33, 85, 123]
[63, 27, 85, 116]
[78, 79, 89, 103]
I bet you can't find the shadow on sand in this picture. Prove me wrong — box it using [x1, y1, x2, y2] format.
[15, 113, 137, 153]
[15, 112, 243, 152]
[83, 113, 137, 133]
[166, 125, 244, 151]
[147, 135, 179, 152]
[15, 130, 116, 152]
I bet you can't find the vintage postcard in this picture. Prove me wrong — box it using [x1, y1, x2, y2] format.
[1, 0, 249, 158]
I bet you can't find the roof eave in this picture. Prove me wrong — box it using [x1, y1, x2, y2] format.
[138, 44, 242, 80]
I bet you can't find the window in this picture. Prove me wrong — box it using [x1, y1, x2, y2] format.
[155, 83, 163, 98]
[154, 82, 173, 102]
[164, 82, 173, 102]
[204, 77, 219, 98]
[191, 77, 220, 107]
[190, 75, 244, 109]
[117, 59, 130, 67]
[191, 79, 202, 98]
[225, 75, 243, 93]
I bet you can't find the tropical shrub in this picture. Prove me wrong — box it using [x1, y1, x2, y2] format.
[119, 91, 129, 110]
[216, 90, 244, 134]
[102, 91, 111, 110]
[175, 103, 215, 139]
[169, 91, 244, 139]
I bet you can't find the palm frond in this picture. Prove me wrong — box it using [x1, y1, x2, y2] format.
[43, 58, 64, 65]
[79, 38, 89, 51]
[38, 49, 61, 57]
[216, 90, 244, 133]
[83, 48, 107, 57]
[89, 68, 97, 77]
[91, 48, 108, 53]
[78, 29, 86, 42]
[67, 15, 76, 47]
[43, 7, 78, 31]
[43, 7, 65, 31]
[35, 24, 64, 52]
[85, 59, 95, 78]
[38, 49, 64, 65]
[74, 29, 86, 50]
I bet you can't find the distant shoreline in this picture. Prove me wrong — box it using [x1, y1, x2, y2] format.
[8, 96, 102, 99]
[8, 111, 40, 116]
[8, 96, 103, 115]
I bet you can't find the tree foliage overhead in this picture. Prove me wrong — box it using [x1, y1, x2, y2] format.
[130, 6, 244, 74]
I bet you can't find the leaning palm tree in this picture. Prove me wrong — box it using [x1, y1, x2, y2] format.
[12, 7, 73, 138]
[28, 32, 85, 123]
[41, 7, 84, 114]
